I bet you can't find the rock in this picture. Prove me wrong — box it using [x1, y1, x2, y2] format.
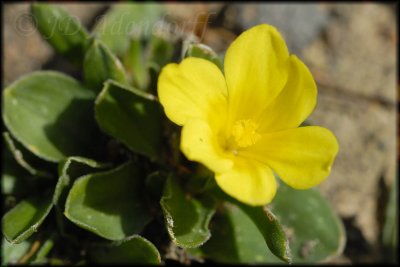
[202, 27, 237, 54]
[303, 4, 396, 104]
[164, 3, 223, 24]
[229, 3, 330, 54]
[163, 3, 224, 41]
[62, 3, 107, 30]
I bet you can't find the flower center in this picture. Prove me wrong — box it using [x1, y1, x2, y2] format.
[219, 119, 261, 155]
[219, 119, 260, 156]
[231, 119, 261, 148]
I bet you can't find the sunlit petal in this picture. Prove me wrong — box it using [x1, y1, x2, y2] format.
[215, 157, 277, 206]
[258, 55, 317, 133]
[181, 119, 233, 173]
[224, 24, 289, 126]
[241, 126, 339, 189]
[158, 57, 228, 127]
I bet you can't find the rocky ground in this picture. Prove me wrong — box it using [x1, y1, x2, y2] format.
[2, 3, 398, 264]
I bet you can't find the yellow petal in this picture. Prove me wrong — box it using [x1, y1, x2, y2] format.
[181, 119, 233, 173]
[157, 57, 228, 126]
[241, 126, 339, 189]
[215, 157, 277, 206]
[224, 24, 289, 126]
[258, 55, 317, 133]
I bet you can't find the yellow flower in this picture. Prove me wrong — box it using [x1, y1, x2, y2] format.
[157, 24, 339, 206]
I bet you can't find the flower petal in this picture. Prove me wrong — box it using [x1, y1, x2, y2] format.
[258, 55, 317, 133]
[158, 57, 228, 126]
[224, 24, 289, 125]
[241, 126, 339, 189]
[215, 157, 277, 206]
[181, 119, 233, 173]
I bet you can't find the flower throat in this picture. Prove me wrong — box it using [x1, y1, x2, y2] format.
[222, 119, 261, 154]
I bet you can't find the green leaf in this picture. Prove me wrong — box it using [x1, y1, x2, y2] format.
[189, 202, 281, 264]
[147, 34, 175, 69]
[184, 43, 223, 72]
[3, 132, 52, 178]
[136, 34, 175, 93]
[145, 171, 167, 202]
[93, 4, 163, 56]
[236, 204, 291, 263]
[3, 71, 104, 162]
[84, 38, 127, 93]
[88, 235, 161, 264]
[2, 194, 53, 244]
[65, 160, 152, 240]
[2, 237, 32, 265]
[2, 145, 30, 196]
[147, 62, 161, 95]
[30, 3, 89, 62]
[53, 156, 110, 208]
[208, 181, 290, 263]
[160, 175, 216, 248]
[95, 80, 163, 160]
[270, 183, 346, 263]
[123, 37, 149, 90]
[53, 157, 110, 247]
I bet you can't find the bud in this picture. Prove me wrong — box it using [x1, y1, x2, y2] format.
[83, 38, 127, 92]
[184, 43, 223, 71]
[31, 4, 89, 62]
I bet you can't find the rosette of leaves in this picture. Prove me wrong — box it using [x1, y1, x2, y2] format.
[2, 3, 345, 265]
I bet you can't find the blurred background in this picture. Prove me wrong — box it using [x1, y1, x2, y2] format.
[3, 2, 398, 264]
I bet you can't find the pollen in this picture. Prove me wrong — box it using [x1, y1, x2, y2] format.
[231, 119, 261, 148]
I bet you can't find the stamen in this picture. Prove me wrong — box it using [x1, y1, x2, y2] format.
[231, 120, 261, 148]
